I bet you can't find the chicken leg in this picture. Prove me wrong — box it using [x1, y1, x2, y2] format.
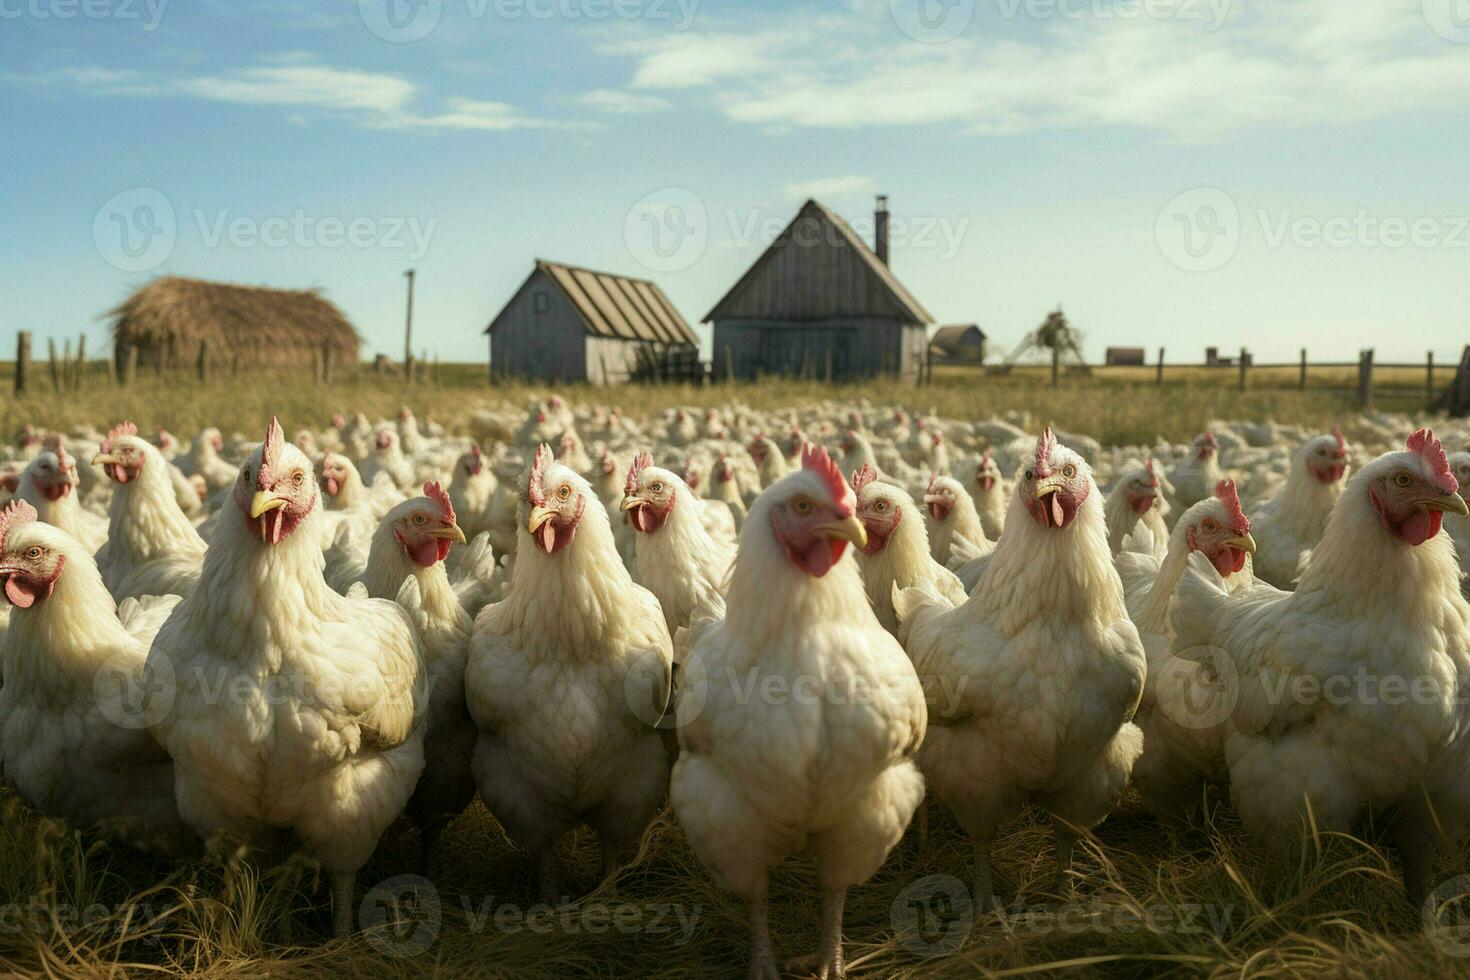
[973, 831, 998, 911]
[1051, 820, 1078, 898]
[747, 885, 779, 980]
[782, 888, 847, 979]
[331, 872, 355, 938]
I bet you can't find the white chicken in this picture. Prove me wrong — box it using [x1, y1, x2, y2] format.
[954, 449, 1008, 542]
[1166, 431, 1223, 512]
[1247, 427, 1352, 588]
[91, 422, 208, 601]
[850, 463, 967, 636]
[896, 429, 1145, 908]
[146, 418, 426, 935]
[0, 500, 194, 854]
[1170, 428, 1470, 902]
[464, 444, 672, 901]
[1105, 460, 1168, 560]
[449, 443, 495, 540]
[621, 452, 733, 645]
[672, 446, 926, 980]
[13, 442, 108, 552]
[922, 474, 991, 566]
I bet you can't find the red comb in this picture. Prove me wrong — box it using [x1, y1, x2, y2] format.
[1034, 427, 1057, 478]
[0, 498, 37, 553]
[1144, 458, 1160, 487]
[102, 420, 137, 453]
[1332, 423, 1348, 455]
[926, 471, 939, 493]
[1215, 479, 1250, 534]
[528, 444, 552, 506]
[626, 451, 653, 496]
[470, 443, 483, 458]
[802, 443, 853, 517]
[852, 463, 877, 493]
[1408, 428, 1457, 494]
[424, 480, 455, 525]
[257, 416, 285, 486]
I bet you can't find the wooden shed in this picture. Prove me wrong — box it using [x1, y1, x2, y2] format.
[1105, 346, 1146, 366]
[705, 197, 934, 382]
[108, 276, 361, 373]
[930, 324, 987, 363]
[485, 259, 699, 384]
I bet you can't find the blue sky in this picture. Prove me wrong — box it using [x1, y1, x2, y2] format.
[4, 0, 1469, 364]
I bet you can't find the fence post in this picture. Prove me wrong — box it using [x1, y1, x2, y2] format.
[197, 339, 209, 383]
[1155, 347, 1165, 386]
[74, 335, 86, 391]
[15, 331, 31, 395]
[62, 338, 73, 392]
[1427, 350, 1435, 408]
[1051, 345, 1060, 388]
[47, 338, 62, 393]
[1299, 347, 1307, 389]
[1238, 347, 1248, 391]
[1358, 348, 1374, 410]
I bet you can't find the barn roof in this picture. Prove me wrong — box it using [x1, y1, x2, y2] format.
[703, 199, 934, 325]
[109, 276, 361, 357]
[931, 324, 986, 352]
[486, 259, 698, 346]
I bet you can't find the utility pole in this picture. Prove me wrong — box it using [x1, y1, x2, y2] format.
[403, 269, 416, 381]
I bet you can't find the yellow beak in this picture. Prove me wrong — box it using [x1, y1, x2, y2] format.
[1424, 494, 1470, 517]
[816, 513, 868, 549]
[620, 494, 644, 511]
[1034, 478, 1065, 500]
[430, 523, 467, 544]
[91, 452, 119, 466]
[528, 504, 556, 535]
[1226, 532, 1257, 554]
[250, 490, 286, 519]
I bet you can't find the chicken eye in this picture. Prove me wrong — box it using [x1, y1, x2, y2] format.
[25, 547, 42, 559]
[292, 471, 304, 487]
[1024, 470, 1034, 481]
[875, 500, 887, 512]
[241, 467, 252, 484]
[1062, 464, 1077, 479]
[1394, 473, 1413, 488]
[413, 512, 428, 525]
[1202, 519, 1219, 533]
[793, 498, 812, 515]
[651, 482, 664, 494]
[558, 485, 572, 500]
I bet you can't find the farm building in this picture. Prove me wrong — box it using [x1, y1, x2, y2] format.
[930, 324, 987, 363]
[485, 259, 699, 384]
[1105, 346, 1146, 366]
[109, 276, 361, 373]
[706, 196, 934, 382]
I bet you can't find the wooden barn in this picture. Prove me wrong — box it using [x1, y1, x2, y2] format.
[1105, 346, 1146, 366]
[706, 197, 934, 382]
[108, 276, 361, 373]
[930, 324, 987, 363]
[485, 259, 699, 384]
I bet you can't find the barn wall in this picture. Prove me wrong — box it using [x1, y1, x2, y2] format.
[712, 317, 918, 381]
[585, 335, 640, 385]
[488, 271, 588, 382]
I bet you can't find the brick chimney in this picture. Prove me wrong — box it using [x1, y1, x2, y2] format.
[875, 194, 890, 266]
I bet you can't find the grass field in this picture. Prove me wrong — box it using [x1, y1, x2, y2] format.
[0, 360, 1451, 448]
[1, 363, 1466, 978]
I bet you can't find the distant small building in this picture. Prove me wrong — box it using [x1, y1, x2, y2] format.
[930, 324, 988, 363]
[706, 197, 933, 382]
[1105, 346, 1146, 366]
[485, 259, 699, 384]
[1205, 346, 1251, 367]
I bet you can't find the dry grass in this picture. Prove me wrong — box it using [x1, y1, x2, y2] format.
[0, 361, 1448, 448]
[2, 790, 1468, 979]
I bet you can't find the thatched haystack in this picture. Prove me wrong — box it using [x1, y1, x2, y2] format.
[108, 276, 361, 373]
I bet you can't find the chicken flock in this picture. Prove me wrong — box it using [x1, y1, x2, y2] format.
[1, 398, 1469, 976]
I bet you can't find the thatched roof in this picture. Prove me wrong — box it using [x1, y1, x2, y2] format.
[109, 276, 361, 369]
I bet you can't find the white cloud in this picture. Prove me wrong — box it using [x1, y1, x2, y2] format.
[577, 89, 671, 114]
[784, 175, 877, 200]
[179, 66, 417, 116]
[604, 0, 1470, 142]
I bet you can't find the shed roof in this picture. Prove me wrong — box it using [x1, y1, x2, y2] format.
[486, 259, 698, 345]
[703, 199, 934, 325]
[931, 324, 986, 351]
